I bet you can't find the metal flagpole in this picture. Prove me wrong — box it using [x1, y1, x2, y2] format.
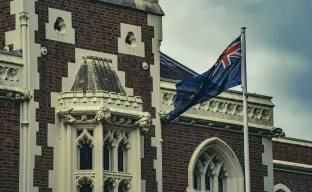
[241, 27, 250, 192]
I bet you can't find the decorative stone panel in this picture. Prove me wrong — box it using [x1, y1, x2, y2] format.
[46, 8, 75, 44]
[160, 82, 274, 129]
[118, 23, 145, 57]
[58, 91, 143, 112]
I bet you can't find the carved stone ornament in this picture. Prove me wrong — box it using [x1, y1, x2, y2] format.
[92, 106, 111, 123]
[134, 112, 152, 132]
[58, 107, 76, 125]
[81, 115, 87, 121]
[19, 12, 29, 23]
[258, 127, 285, 138]
[158, 109, 168, 122]
[0, 85, 32, 101]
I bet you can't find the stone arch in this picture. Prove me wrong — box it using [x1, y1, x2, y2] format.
[274, 183, 291, 192]
[187, 137, 244, 192]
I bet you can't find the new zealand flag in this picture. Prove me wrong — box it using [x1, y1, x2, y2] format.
[165, 36, 242, 123]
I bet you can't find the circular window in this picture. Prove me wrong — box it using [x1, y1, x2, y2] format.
[54, 17, 67, 34]
[125, 32, 136, 47]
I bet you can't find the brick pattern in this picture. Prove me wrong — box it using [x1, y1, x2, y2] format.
[0, 100, 20, 192]
[0, 0, 15, 49]
[162, 123, 265, 192]
[273, 141, 312, 165]
[34, 0, 156, 191]
[274, 170, 312, 192]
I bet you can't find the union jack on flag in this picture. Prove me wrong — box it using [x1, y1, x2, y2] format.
[165, 35, 242, 123]
[211, 37, 241, 77]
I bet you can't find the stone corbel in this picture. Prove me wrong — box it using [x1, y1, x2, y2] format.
[134, 112, 152, 132]
[0, 85, 32, 101]
[57, 107, 76, 125]
[158, 109, 168, 122]
[258, 127, 285, 138]
[269, 127, 285, 138]
[92, 106, 111, 123]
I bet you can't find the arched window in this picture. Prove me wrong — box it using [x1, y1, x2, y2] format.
[187, 137, 244, 192]
[76, 129, 94, 170]
[274, 183, 291, 192]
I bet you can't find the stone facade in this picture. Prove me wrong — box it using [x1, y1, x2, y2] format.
[0, 1, 311, 192]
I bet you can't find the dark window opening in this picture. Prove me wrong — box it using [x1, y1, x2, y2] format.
[194, 171, 198, 189]
[219, 175, 223, 192]
[104, 183, 110, 192]
[80, 143, 92, 170]
[80, 183, 92, 192]
[205, 171, 210, 190]
[103, 144, 110, 170]
[118, 184, 127, 192]
[118, 145, 124, 172]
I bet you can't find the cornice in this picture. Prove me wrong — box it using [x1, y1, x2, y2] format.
[59, 91, 143, 112]
[272, 137, 312, 148]
[160, 80, 274, 107]
[0, 85, 32, 101]
[160, 87, 274, 129]
[57, 105, 152, 132]
[273, 160, 312, 175]
[159, 110, 285, 138]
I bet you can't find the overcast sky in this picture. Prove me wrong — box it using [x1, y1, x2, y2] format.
[159, 0, 312, 141]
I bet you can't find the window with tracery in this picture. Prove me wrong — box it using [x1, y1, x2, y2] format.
[187, 138, 244, 192]
[75, 126, 132, 192]
[193, 150, 228, 192]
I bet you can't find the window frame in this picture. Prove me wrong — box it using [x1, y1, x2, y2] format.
[187, 137, 244, 192]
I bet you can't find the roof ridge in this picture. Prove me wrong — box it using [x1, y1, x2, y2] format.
[160, 52, 199, 76]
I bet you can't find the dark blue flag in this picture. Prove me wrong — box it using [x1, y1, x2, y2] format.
[165, 36, 242, 123]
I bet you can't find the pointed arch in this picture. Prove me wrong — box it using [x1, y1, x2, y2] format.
[274, 183, 291, 192]
[187, 137, 244, 192]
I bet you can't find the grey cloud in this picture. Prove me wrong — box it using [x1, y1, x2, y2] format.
[159, 0, 312, 140]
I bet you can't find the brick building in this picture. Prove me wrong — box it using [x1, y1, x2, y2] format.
[0, 0, 311, 192]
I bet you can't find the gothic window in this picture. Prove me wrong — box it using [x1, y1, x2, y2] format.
[77, 129, 94, 170]
[187, 138, 244, 192]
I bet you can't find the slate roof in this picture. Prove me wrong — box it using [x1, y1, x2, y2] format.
[71, 56, 126, 94]
[160, 52, 198, 81]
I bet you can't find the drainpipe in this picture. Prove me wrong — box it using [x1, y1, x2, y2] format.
[20, 12, 29, 192]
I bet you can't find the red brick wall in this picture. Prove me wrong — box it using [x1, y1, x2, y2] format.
[162, 123, 266, 192]
[0, 100, 20, 192]
[274, 170, 312, 192]
[34, 0, 156, 191]
[0, 0, 15, 49]
[273, 141, 312, 165]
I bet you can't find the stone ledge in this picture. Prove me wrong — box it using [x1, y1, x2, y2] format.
[58, 91, 143, 112]
[273, 160, 312, 175]
[0, 85, 31, 101]
[273, 137, 312, 148]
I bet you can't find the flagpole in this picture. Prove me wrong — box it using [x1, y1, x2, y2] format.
[241, 27, 250, 192]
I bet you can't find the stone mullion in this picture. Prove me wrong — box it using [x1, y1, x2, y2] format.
[200, 172, 205, 192]
[60, 123, 66, 191]
[96, 123, 104, 192]
[66, 124, 73, 192]
[213, 174, 218, 192]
